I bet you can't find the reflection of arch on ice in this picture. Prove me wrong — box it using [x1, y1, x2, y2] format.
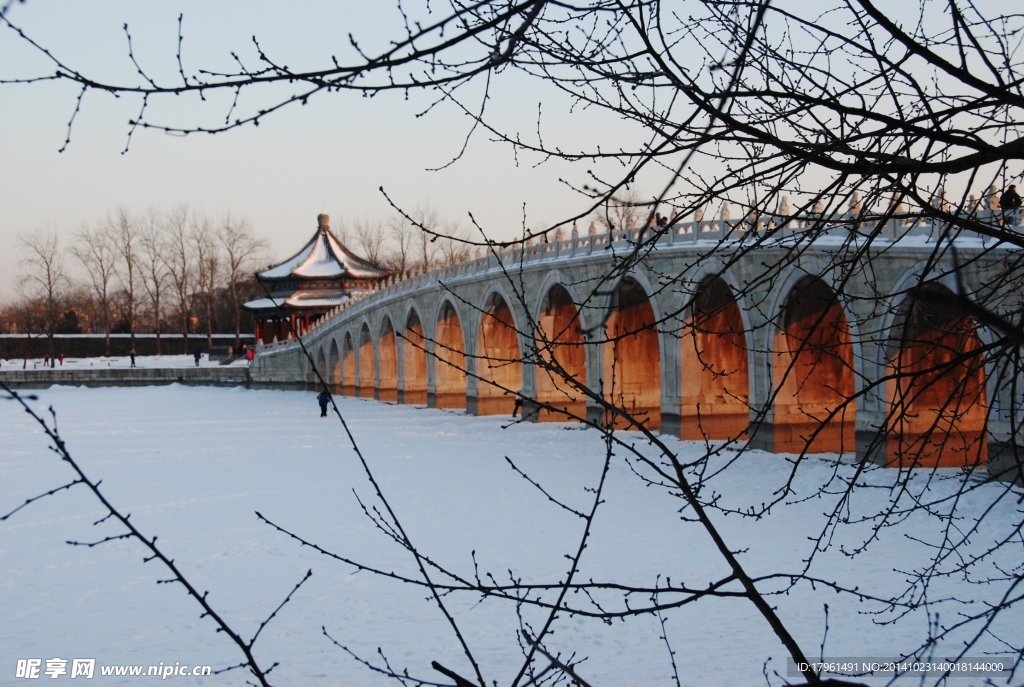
[886, 284, 988, 468]
[681, 275, 750, 440]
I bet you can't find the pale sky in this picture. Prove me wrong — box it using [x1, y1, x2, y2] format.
[0, 2, 611, 300]
[3, 2, 1007, 302]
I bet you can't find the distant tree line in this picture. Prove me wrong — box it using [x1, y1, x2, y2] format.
[2, 205, 487, 358]
[340, 204, 477, 276]
[3, 207, 269, 357]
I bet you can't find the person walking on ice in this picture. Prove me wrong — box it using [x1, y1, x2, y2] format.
[317, 389, 330, 417]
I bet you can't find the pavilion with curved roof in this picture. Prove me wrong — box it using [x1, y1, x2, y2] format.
[244, 213, 390, 344]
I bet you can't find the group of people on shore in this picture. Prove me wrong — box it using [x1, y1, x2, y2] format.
[0, 353, 66, 369]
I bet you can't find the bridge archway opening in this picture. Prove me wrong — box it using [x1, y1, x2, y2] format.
[342, 332, 356, 396]
[886, 284, 987, 467]
[773, 276, 855, 454]
[476, 293, 522, 415]
[328, 339, 341, 393]
[603, 277, 661, 430]
[378, 318, 398, 403]
[536, 284, 586, 421]
[681, 276, 749, 439]
[434, 301, 467, 409]
[358, 323, 374, 398]
[402, 311, 428, 405]
[314, 348, 326, 386]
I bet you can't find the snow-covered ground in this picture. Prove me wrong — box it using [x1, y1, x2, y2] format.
[1, 386, 1020, 686]
[0, 354, 249, 371]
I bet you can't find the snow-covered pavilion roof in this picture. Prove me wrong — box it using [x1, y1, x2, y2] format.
[258, 214, 389, 281]
[283, 291, 351, 308]
[243, 291, 351, 312]
[241, 296, 285, 311]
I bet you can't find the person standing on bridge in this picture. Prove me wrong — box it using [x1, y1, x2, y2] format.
[1000, 184, 1021, 225]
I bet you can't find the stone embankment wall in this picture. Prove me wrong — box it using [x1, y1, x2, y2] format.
[0, 334, 255, 359]
[0, 367, 252, 389]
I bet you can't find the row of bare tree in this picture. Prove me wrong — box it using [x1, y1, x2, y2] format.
[342, 206, 475, 275]
[6, 207, 267, 356]
[5, 205, 490, 358]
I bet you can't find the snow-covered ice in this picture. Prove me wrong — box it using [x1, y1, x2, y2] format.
[1, 386, 1021, 686]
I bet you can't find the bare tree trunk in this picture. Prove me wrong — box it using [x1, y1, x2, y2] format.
[191, 217, 219, 350]
[352, 216, 389, 265]
[111, 208, 139, 352]
[412, 205, 440, 271]
[436, 221, 471, 265]
[387, 214, 414, 276]
[72, 223, 117, 356]
[163, 206, 194, 355]
[18, 230, 67, 361]
[218, 213, 267, 350]
[139, 208, 168, 356]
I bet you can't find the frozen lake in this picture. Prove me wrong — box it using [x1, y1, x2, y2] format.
[1, 385, 1020, 686]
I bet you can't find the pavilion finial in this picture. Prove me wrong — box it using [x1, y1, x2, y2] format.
[317, 213, 330, 233]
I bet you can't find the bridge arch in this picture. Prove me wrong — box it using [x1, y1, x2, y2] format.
[328, 338, 341, 393]
[881, 268, 965, 365]
[342, 330, 356, 396]
[885, 282, 988, 467]
[602, 274, 662, 430]
[535, 270, 593, 334]
[377, 313, 399, 403]
[881, 267, 995, 409]
[314, 347, 327, 386]
[764, 263, 865, 387]
[475, 289, 523, 415]
[433, 297, 468, 409]
[535, 279, 588, 421]
[680, 273, 751, 439]
[357, 321, 374, 398]
[771, 274, 856, 454]
[402, 305, 428, 405]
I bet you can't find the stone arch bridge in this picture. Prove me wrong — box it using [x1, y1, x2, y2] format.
[254, 217, 1023, 474]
